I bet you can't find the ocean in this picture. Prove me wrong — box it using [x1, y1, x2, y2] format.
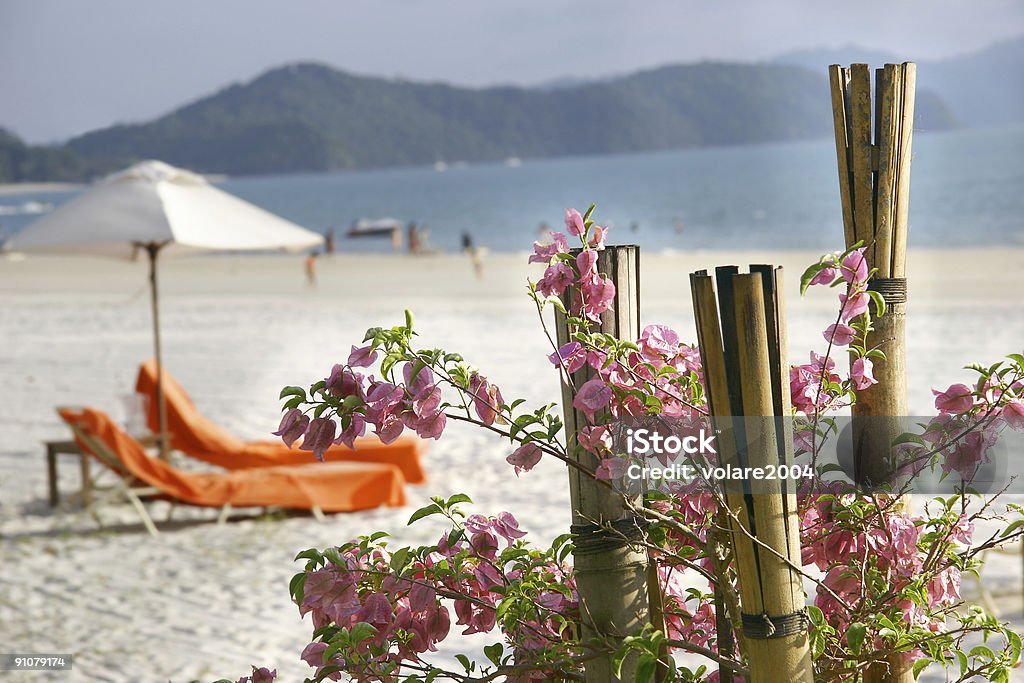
[3, 123, 1022, 254]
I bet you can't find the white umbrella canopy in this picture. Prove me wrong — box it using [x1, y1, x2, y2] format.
[9, 160, 325, 455]
[9, 160, 323, 257]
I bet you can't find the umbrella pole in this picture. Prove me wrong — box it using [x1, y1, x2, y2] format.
[145, 243, 170, 460]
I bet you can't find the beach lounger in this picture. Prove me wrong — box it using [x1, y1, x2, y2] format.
[134, 359, 426, 483]
[57, 407, 407, 535]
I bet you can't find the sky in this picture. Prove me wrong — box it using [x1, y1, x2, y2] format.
[2, 0, 1023, 143]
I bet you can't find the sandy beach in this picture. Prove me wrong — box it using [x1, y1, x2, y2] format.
[2, 248, 1023, 681]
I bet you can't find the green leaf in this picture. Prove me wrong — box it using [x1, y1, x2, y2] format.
[446, 493, 473, 507]
[806, 605, 825, 628]
[283, 395, 305, 411]
[483, 642, 503, 666]
[847, 622, 867, 654]
[389, 546, 410, 572]
[279, 386, 306, 400]
[407, 502, 442, 525]
[800, 261, 833, 295]
[912, 658, 930, 679]
[455, 654, 472, 673]
[289, 572, 307, 604]
[867, 289, 886, 317]
[1008, 628, 1022, 663]
[635, 656, 657, 683]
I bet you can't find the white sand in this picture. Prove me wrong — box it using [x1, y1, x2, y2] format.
[1, 249, 1022, 681]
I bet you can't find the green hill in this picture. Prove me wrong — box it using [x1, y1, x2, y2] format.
[60, 61, 955, 177]
[0, 128, 118, 183]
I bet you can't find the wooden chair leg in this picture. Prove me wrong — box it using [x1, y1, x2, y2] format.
[217, 503, 233, 525]
[122, 486, 159, 536]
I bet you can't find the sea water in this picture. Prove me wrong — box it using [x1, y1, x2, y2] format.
[3, 123, 1022, 254]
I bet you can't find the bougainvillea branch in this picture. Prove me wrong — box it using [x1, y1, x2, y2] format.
[243, 207, 1024, 683]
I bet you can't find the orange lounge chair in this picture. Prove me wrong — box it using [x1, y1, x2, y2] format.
[58, 407, 407, 534]
[135, 359, 425, 483]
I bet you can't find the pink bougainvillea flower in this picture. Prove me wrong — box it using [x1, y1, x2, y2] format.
[536, 262, 574, 297]
[300, 417, 337, 461]
[528, 231, 569, 264]
[355, 592, 394, 627]
[823, 323, 856, 347]
[469, 529, 499, 559]
[942, 430, 989, 479]
[403, 362, 435, 396]
[951, 515, 974, 544]
[273, 408, 310, 448]
[573, 378, 612, 421]
[506, 442, 542, 475]
[548, 341, 588, 373]
[1001, 400, 1024, 429]
[325, 364, 363, 398]
[564, 207, 586, 237]
[334, 413, 367, 449]
[809, 264, 839, 286]
[587, 224, 608, 249]
[377, 414, 405, 444]
[238, 667, 277, 683]
[840, 248, 869, 286]
[595, 456, 628, 480]
[469, 373, 504, 425]
[414, 410, 447, 440]
[927, 567, 962, 607]
[933, 383, 974, 414]
[463, 513, 490, 535]
[347, 344, 378, 368]
[493, 511, 528, 542]
[850, 357, 878, 390]
[577, 425, 611, 453]
[575, 250, 598, 279]
[638, 324, 681, 357]
[580, 275, 616, 321]
[839, 290, 869, 322]
[300, 642, 343, 681]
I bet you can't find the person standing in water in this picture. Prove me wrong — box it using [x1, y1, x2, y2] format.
[462, 232, 483, 279]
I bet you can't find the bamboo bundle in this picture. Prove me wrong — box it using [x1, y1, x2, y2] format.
[690, 265, 813, 683]
[829, 63, 917, 683]
[555, 245, 652, 682]
[829, 62, 916, 489]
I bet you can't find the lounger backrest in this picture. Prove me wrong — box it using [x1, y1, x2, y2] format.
[57, 406, 197, 500]
[135, 359, 246, 454]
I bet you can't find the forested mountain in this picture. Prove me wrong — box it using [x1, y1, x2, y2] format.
[4, 56, 964, 181]
[60, 61, 955, 177]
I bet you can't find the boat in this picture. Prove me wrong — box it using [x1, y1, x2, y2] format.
[347, 218, 404, 251]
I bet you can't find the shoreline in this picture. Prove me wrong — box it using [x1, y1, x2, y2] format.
[0, 181, 84, 196]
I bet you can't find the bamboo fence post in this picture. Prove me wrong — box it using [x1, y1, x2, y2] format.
[690, 265, 813, 683]
[555, 245, 651, 682]
[829, 62, 917, 683]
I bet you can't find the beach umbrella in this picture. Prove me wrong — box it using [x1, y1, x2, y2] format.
[9, 159, 324, 456]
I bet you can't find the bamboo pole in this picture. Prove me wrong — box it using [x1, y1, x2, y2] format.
[690, 265, 813, 683]
[829, 62, 917, 683]
[555, 245, 650, 682]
